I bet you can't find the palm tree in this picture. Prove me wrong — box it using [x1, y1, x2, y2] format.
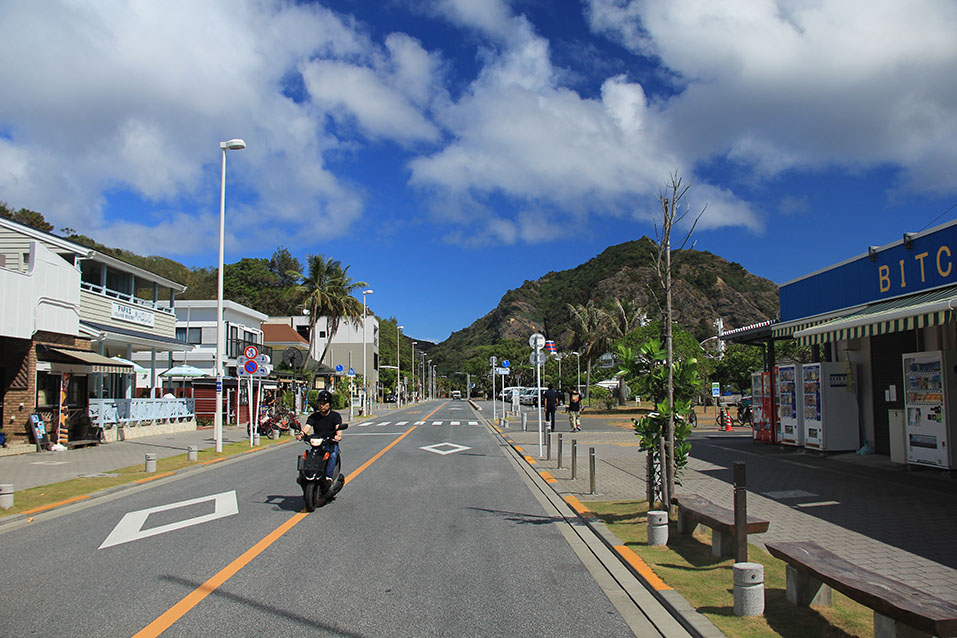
[566, 301, 609, 402]
[604, 298, 648, 406]
[298, 255, 368, 368]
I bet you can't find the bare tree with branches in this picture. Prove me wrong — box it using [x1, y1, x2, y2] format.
[652, 172, 705, 508]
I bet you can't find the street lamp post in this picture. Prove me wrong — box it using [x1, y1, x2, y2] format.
[410, 341, 417, 402]
[570, 351, 581, 394]
[397, 325, 403, 408]
[427, 360, 432, 401]
[361, 289, 373, 414]
[215, 138, 246, 454]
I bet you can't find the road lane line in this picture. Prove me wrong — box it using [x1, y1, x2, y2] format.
[132, 417, 429, 637]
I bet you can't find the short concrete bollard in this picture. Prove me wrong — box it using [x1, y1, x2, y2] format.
[187, 445, 198, 462]
[253, 433, 261, 446]
[733, 562, 765, 617]
[522, 412, 528, 431]
[270, 428, 279, 440]
[0, 484, 13, 510]
[647, 510, 669, 546]
[145, 453, 157, 473]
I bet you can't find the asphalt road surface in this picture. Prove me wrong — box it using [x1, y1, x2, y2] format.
[0, 400, 684, 637]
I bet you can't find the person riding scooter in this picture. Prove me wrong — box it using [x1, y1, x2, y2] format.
[296, 389, 344, 492]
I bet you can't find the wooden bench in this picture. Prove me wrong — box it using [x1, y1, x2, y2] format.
[671, 493, 770, 557]
[767, 541, 957, 638]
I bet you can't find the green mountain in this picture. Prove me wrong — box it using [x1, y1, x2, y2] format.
[428, 237, 779, 371]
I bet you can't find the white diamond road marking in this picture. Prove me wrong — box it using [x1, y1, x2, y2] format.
[420, 442, 471, 456]
[99, 491, 239, 549]
[762, 490, 817, 499]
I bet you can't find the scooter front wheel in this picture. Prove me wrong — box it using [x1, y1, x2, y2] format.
[303, 482, 318, 512]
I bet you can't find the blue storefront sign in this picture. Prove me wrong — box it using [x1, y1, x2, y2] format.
[780, 221, 957, 321]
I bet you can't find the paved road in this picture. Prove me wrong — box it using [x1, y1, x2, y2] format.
[0, 401, 688, 637]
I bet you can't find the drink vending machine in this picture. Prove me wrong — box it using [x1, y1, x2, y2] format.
[776, 363, 803, 446]
[902, 351, 957, 469]
[751, 371, 774, 443]
[801, 362, 860, 451]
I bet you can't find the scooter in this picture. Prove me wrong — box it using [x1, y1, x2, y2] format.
[294, 423, 347, 511]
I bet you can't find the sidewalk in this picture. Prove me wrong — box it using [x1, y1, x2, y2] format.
[0, 425, 257, 492]
[494, 407, 957, 605]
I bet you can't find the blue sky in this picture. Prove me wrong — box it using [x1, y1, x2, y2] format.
[1, 0, 956, 343]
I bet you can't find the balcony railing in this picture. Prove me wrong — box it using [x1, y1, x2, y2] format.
[81, 281, 175, 315]
[89, 398, 195, 428]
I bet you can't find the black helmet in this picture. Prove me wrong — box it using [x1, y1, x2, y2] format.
[316, 390, 333, 404]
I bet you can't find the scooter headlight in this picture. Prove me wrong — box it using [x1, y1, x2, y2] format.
[309, 437, 324, 447]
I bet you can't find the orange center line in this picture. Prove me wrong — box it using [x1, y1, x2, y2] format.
[132, 412, 427, 638]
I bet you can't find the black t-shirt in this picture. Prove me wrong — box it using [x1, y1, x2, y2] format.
[543, 388, 559, 411]
[306, 410, 343, 437]
[568, 392, 582, 412]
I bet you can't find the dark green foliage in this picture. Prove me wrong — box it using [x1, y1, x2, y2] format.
[0, 203, 54, 232]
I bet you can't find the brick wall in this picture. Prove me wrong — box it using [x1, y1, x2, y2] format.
[1, 332, 90, 444]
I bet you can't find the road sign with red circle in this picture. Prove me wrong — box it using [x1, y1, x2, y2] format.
[244, 345, 259, 360]
[244, 360, 259, 375]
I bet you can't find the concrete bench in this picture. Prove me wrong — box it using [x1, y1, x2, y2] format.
[671, 493, 770, 557]
[767, 541, 957, 638]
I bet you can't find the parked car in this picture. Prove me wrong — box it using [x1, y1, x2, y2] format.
[384, 393, 397, 403]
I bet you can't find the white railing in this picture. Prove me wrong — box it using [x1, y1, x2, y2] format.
[80, 281, 175, 315]
[89, 398, 195, 428]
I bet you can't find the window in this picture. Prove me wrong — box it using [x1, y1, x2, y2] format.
[176, 327, 201, 344]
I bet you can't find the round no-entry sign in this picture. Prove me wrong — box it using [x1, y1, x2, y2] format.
[244, 345, 259, 359]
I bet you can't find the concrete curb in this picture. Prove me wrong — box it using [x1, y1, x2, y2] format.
[0, 438, 296, 528]
[491, 422, 724, 638]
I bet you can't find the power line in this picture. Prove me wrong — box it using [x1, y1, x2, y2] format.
[918, 201, 957, 232]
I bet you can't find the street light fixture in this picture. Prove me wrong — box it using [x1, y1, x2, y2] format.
[361, 289, 373, 414]
[397, 325, 403, 408]
[215, 138, 245, 454]
[570, 351, 581, 394]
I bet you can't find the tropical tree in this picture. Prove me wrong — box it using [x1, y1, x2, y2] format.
[603, 297, 648, 405]
[297, 255, 367, 368]
[566, 301, 610, 403]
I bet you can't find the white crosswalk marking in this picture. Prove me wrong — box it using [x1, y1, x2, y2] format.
[469, 421, 478, 425]
[358, 422, 371, 427]
[451, 421, 460, 426]
[414, 421, 425, 425]
[377, 422, 390, 426]
[432, 421, 442, 425]
[396, 421, 408, 426]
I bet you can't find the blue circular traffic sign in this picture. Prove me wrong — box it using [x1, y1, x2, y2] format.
[244, 360, 259, 374]
[502, 360, 510, 368]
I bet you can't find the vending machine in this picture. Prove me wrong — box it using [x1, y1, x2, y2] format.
[902, 351, 957, 469]
[776, 363, 803, 446]
[801, 362, 860, 451]
[751, 371, 774, 443]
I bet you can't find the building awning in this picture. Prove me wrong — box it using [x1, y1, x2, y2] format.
[793, 285, 957, 346]
[80, 320, 190, 352]
[39, 346, 134, 374]
[771, 307, 862, 339]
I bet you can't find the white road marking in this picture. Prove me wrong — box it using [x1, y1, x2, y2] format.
[396, 421, 408, 426]
[31, 461, 69, 466]
[432, 421, 442, 425]
[451, 421, 460, 426]
[469, 421, 478, 425]
[99, 491, 238, 549]
[420, 442, 471, 455]
[795, 500, 840, 508]
[762, 490, 817, 499]
[414, 421, 425, 425]
[377, 422, 391, 426]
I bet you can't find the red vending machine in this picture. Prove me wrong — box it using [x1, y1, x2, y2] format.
[751, 371, 775, 443]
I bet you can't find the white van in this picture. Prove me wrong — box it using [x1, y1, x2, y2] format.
[498, 386, 524, 401]
[451, 390, 462, 400]
[519, 387, 548, 405]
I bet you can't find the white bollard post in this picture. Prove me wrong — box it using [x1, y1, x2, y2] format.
[647, 510, 669, 546]
[187, 445, 198, 462]
[0, 484, 13, 510]
[144, 453, 157, 473]
[253, 433, 261, 446]
[733, 562, 765, 616]
[522, 412, 528, 431]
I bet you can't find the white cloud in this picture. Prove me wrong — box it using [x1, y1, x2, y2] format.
[586, 0, 957, 194]
[0, 0, 370, 247]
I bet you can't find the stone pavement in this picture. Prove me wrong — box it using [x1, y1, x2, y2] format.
[0, 425, 256, 492]
[492, 405, 957, 605]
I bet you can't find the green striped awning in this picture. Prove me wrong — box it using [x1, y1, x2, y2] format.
[771, 309, 857, 339]
[792, 286, 957, 346]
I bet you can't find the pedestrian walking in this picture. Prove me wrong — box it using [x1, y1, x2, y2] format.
[566, 388, 583, 432]
[543, 384, 559, 432]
